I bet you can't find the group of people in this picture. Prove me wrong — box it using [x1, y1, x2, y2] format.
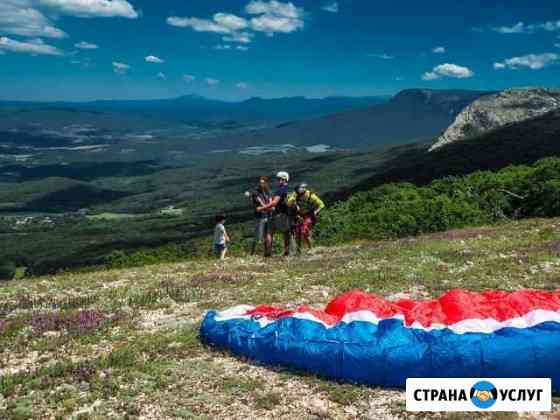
[213, 171, 325, 259]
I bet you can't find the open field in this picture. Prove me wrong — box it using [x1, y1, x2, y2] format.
[1, 217, 559, 419]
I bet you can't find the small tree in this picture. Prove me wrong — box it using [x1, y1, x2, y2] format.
[0, 261, 16, 281]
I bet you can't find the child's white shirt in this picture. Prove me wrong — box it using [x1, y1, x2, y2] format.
[214, 223, 226, 245]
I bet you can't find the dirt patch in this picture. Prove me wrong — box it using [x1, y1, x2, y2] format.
[190, 271, 255, 287]
[547, 241, 560, 254]
[138, 303, 199, 331]
[527, 240, 560, 256]
[426, 227, 498, 241]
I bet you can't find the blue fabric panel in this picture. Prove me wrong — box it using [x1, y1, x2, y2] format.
[200, 311, 560, 391]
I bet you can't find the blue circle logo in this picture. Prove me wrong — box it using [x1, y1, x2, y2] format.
[470, 381, 498, 409]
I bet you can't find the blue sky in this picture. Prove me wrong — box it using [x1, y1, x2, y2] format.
[0, 0, 559, 101]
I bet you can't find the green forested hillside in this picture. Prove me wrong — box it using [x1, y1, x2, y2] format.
[318, 157, 560, 244]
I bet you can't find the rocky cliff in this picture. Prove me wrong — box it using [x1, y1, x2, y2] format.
[430, 88, 560, 151]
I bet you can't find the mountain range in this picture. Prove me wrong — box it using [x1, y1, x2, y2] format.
[204, 89, 493, 150]
[0, 95, 388, 130]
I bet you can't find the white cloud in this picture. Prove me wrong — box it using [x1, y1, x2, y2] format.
[236, 82, 249, 89]
[422, 72, 439, 81]
[494, 53, 559, 70]
[167, 13, 248, 35]
[183, 74, 195, 82]
[37, 0, 139, 19]
[246, 1, 304, 35]
[157, 72, 166, 80]
[250, 15, 303, 34]
[112, 61, 130, 74]
[432, 46, 446, 54]
[223, 31, 253, 44]
[246, 1, 301, 19]
[75, 41, 98, 49]
[368, 53, 394, 60]
[145, 55, 164, 63]
[168, 1, 304, 43]
[213, 12, 249, 31]
[205, 78, 220, 86]
[422, 63, 474, 80]
[214, 44, 231, 50]
[236, 45, 249, 51]
[321, 1, 338, 13]
[0, 0, 67, 39]
[167, 17, 230, 33]
[490, 20, 560, 34]
[0, 36, 63, 55]
[491, 22, 527, 34]
[0, 0, 138, 43]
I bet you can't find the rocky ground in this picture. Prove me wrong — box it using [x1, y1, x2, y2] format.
[1, 217, 560, 419]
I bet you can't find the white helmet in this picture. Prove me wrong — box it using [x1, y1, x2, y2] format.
[276, 171, 290, 182]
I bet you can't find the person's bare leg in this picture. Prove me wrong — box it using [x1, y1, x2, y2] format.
[264, 232, 273, 257]
[252, 221, 262, 255]
[251, 240, 257, 255]
[284, 233, 290, 256]
[220, 248, 227, 260]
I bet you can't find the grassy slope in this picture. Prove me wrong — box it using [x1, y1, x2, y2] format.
[1, 217, 560, 419]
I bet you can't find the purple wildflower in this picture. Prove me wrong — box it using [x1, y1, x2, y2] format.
[29, 310, 124, 336]
[71, 310, 105, 335]
[31, 313, 65, 335]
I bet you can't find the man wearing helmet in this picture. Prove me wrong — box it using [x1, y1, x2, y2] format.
[286, 183, 325, 254]
[256, 171, 293, 256]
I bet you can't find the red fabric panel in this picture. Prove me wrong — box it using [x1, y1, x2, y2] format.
[243, 290, 560, 327]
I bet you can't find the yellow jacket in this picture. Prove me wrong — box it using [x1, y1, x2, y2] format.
[287, 190, 325, 213]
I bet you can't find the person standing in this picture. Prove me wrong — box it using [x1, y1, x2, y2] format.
[257, 171, 293, 256]
[250, 177, 274, 257]
[213, 214, 230, 260]
[287, 183, 325, 254]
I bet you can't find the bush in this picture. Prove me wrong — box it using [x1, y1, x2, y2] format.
[0, 261, 16, 281]
[316, 157, 560, 244]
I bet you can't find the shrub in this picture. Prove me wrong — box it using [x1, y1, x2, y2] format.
[316, 157, 560, 244]
[0, 261, 16, 281]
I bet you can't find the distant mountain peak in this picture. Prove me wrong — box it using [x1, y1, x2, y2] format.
[430, 88, 560, 151]
[388, 89, 492, 118]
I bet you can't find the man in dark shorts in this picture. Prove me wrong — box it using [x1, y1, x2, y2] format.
[257, 171, 293, 256]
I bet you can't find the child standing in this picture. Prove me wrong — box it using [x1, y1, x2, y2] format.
[213, 214, 230, 260]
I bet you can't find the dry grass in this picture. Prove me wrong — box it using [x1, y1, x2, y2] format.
[1, 217, 559, 419]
